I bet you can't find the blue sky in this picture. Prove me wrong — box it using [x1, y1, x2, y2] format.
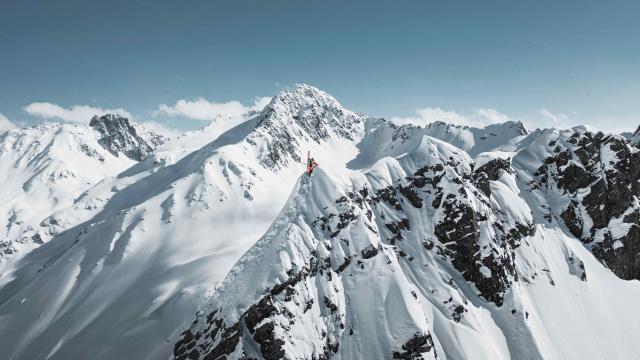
[1, 0, 639, 132]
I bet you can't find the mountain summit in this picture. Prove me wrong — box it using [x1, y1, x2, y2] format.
[249, 84, 364, 169]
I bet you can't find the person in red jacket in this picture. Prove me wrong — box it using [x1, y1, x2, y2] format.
[307, 151, 319, 176]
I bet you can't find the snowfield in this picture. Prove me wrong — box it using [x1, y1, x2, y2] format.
[0, 85, 639, 360]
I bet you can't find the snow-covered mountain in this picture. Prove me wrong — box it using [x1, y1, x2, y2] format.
[0, 85, 366, 360]
[1, 85, 640, 360]
[421, 120, 528, 157]
[176, 120, 640, 360]
[0, 115, 164, 262]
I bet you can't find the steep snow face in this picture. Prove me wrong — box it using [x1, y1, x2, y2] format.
[422, 120, 528, 157]
[0, 124, 136, 260]
[0, 85, 367, 360]
[176, 132, 640, 360]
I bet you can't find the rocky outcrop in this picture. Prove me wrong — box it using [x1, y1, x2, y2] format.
[89, 114, 159, 161]
[533, 129, 640, 280]
[473, 158, 512, 197]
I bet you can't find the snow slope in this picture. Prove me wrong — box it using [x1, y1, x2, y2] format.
[0, 85, 366, 360]
[177, 128, 640, 360]
[0, 116, 164, 263]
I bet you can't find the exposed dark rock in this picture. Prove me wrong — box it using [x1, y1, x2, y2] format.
[399, 184, 423, 208]
[385, 219, 410, 244]
[324, 296, 338, 313]
[253, 322, 286, 360]
[473, 158, 511, 196]
[374, 186, 402, 211]
[536, 132, 640, 280]
[452, 304, 466, 323]
[435, 199, 512, 306]
[361, 244, 380, 259]
[89, 114, 156, 161]
[245, 296, 277, 333]
[392, 333, 435, 359]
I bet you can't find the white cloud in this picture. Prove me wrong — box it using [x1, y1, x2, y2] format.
[538, 108, 570, 125]
[154, 96, 272, 121]
[24, 102, 132, 123]
[475, 108, 511, 124]
[0, 112, 16, 131]
[391, 107, 513, 128]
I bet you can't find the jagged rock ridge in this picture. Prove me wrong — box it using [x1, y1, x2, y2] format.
[89, 114, 163, 161]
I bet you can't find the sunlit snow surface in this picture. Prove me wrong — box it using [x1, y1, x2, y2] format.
[0, 86, 639, 360]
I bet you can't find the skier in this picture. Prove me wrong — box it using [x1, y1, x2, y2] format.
[307, 151, 319, 176]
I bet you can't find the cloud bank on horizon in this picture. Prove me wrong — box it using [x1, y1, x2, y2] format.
[24, 102, 133, 124]
[7, 86, 628, 134]
[153, 96, 271, 121]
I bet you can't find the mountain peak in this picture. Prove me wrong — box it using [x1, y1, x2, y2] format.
[89, 114, 155, 161]
[250, 85, 365, 169]
[257, 84, 347, 127]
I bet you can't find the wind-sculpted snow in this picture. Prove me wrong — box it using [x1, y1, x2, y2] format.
[175, 138, 535, 359]
[174, 169, 441, 360]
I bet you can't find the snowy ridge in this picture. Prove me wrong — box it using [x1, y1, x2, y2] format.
[176, 128, 640, 360]
[422, 120, 528, 157]
[174, 122, 640, 359]
[512, 126, 640, 280]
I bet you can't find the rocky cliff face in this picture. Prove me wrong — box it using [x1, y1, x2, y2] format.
[526, 128, 640, 280]
[89, 114, 162, 161]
